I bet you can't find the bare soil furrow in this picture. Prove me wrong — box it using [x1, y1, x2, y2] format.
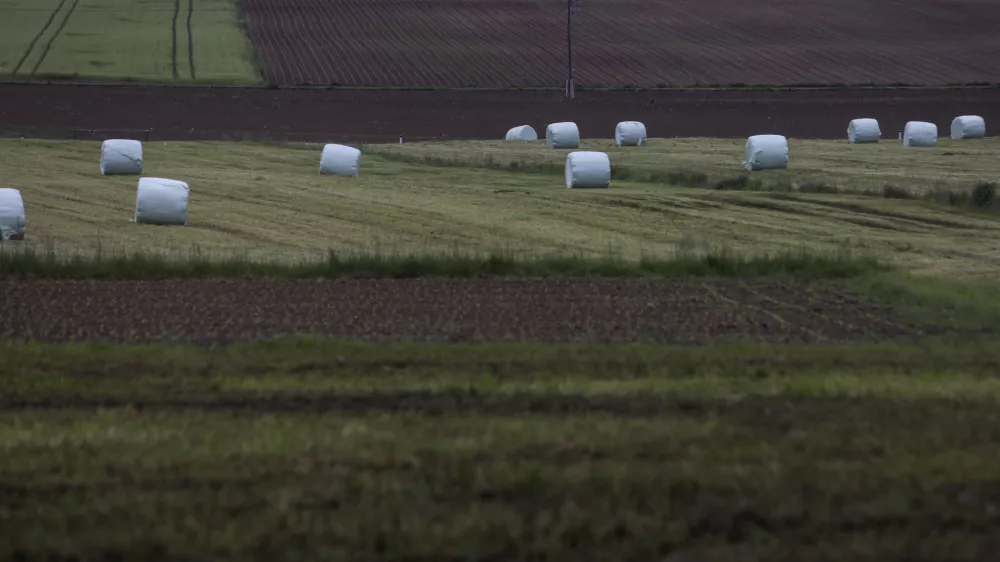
[4, 83, 999, 142]
[0, 278, 941, 345]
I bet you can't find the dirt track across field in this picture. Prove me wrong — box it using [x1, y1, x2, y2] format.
[1, 83, 999, 142]
[0, 277, 938, 345]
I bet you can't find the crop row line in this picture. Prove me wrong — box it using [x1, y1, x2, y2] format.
[240, 0, 1000, 87]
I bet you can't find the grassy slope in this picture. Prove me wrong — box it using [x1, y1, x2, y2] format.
[3, 340, 1000, 561]
[0, 0, 257, 82]
[3, 138, 1000, 278]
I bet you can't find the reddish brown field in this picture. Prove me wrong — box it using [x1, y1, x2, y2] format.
[0, 277, 938, 345]
[243, 0, 1000, 88]
[2, 83, 999, 141]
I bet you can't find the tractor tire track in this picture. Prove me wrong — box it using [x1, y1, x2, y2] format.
[28, 0, 80, 76]
[187, 0, 196, 80]
[171, 0, 180, 80]
[11, 0, 68, 76]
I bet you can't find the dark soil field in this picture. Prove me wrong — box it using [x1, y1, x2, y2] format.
[2, 83, 999, 141]
[0, 277, 940, 345]
[243, 0, 1000, 88]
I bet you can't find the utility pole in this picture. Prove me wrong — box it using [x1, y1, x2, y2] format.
[566, 0, 581, 99]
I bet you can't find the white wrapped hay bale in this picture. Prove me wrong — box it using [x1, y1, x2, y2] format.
[319, 144, 362, 177]
[565, 151, 611, 189]
[903, 121, 938, 147]
[743, 135, 788, 172]
[505, 125, 538, 141]
[615, 121, 647, 147]
[0, 188, 26, 241]
[847, 118, 881, 144]
[951, 115, 986, 140]
[546, 122, 580, 149]
[100, 139, 143, 175]
[135, 178, 189, 226]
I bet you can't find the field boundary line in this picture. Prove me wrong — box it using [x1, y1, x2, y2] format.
[187, 0, 196, 80]
[171, 0, 180, 80]
[2, 76, 1000, 93]
[30, 0, 80, 76]
[12, 0, 68, 76]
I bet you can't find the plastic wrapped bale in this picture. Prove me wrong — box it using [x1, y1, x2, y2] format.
[135, 178, 189, 226]
[546, 122, 581, 149]
[0, 188, 26, 241]
[615, 121, 647, 147]
[951, 115, 986, 140]
[903, 121, 938, 147]
[847, 118, 881, 144]
[100, 139, 143, 175]
[565, 152, 611, 189]
[319, 144, 362, 177]
[743, 135, 789, 172]
[505, 125, 538, 141]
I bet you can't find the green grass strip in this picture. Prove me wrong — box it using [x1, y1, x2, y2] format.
[0, 244, 883, 279]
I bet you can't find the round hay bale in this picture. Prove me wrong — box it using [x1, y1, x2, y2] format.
[0, 188, 26, 241]
[101, 139, 143, 176]
[135, 178, 189, 226]
[319, 144, 362, 177]
[903, 121, 938, 147]
[546, 122, 581, 149]
[951, 115, 986, 140]
[615, 121, 647, 147]
[505, 125, 538, 141]
[743, 135, 788, 172]
[565, 151, 611, 189]
[847, 118, 881, 144]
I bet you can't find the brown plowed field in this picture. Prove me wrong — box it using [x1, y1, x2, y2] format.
[243, 0, 1000, 88]
[0, 277, 939, 345]
[2, 83, 999, 141]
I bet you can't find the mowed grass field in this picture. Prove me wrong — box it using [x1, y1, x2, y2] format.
[373, 137, 1000, 195]
[0, 0, 257, 82]
[5, 339, 1000, 561]
[6, 138, 1000, 560]
[3, 137, 1000, 278]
